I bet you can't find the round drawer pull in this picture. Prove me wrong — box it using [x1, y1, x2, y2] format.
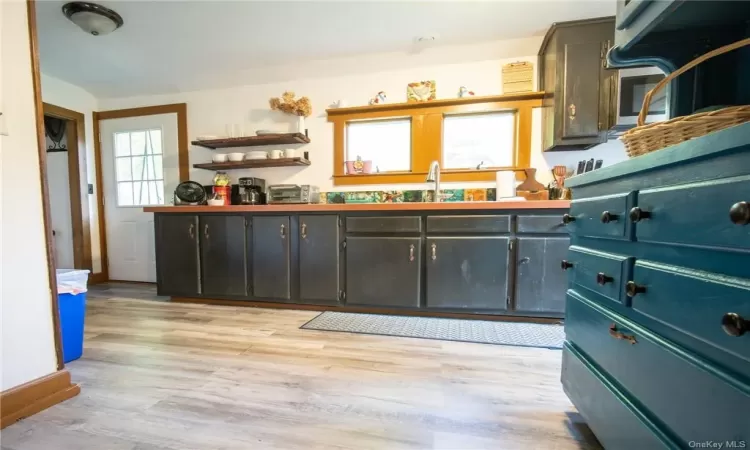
[729, 201, 750, 225]
[562, 213, 576, 224]
[629, 207, 651, 222]
[600, 211, 619, 223]
[597, 272, 614, 285]
[561, 260, 574, 270]
[721, 312, 749, 337]
[626, 281, 646, 297]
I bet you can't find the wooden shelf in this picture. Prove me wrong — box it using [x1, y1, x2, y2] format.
[193, 157, 311, 170]
[191, 132, 310, 149]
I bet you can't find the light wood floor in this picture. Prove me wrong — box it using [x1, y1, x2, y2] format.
[1, 283, 600, 450]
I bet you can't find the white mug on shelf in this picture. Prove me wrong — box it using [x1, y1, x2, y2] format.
[269, 149, 284, 159]
[283, 149, 298, 158]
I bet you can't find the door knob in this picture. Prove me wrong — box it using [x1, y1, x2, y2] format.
[561, 260, 574, 270]
[721, 312, 749, 337]
[597, 272, 614, 285]
[629, 207, 651, 222]
[729, 201, 750, 225]
[625, 281, 646, 297]
[600, 211, 619, 223]
[562, 213, 576, 224]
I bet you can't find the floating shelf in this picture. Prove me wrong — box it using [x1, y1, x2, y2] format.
[191, 132, 310, 149]
[193, 157, 311, 170]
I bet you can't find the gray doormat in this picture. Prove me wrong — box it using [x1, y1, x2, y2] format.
[301, 312, 564, 349]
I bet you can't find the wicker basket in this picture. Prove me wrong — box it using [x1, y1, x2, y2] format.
[621, 37, 750, 158]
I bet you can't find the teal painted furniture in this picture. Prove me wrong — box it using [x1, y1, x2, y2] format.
[561, 122, 750, 449]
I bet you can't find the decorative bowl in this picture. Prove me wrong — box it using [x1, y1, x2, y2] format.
[227, 152, 245, 162]
[212, 153, 228, 163]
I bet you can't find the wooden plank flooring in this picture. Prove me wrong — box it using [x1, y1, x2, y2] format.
[1, 283, 600, 450]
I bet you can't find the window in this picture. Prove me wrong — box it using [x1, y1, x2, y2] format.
[346, 119, 411, 172]
[442, 112, 515, 169]
[113, 129, 165, 206]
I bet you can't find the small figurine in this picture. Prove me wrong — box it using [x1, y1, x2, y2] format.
[458, 86, 475, 98]
[369, 91, 387, 105]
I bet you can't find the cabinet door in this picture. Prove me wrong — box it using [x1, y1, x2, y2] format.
[252, 216, 291, 299]
[514, 237, 570, 314]
[299, 215, 340, 302]
[346, 237, 421, 307]
[426, 237, 509, 310]
[200, 215, 247, 297]
[562, 41, 603, 139]
[156, 215, 199, 297]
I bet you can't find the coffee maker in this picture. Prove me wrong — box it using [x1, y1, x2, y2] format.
[238, 177, 266, 205]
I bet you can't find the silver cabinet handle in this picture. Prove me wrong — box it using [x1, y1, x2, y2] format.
[409, 244, 415, 262]
[301, 223, 307, 239]
[203, 224, 209, 239]
[280, 223, 286, 239]
[188, 223, 195, 239]
[431, 243, 437, 261]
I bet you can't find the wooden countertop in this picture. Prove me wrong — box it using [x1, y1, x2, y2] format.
[144, 200, 570, 213]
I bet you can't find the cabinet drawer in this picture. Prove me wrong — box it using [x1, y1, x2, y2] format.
[516, 215, 568, 234]
[567, 246, 633, 306]
[346, 216, 421, 233]
[426, 215, 510, 233]
[567, 192, 633, 240]
[561, 345, 675, 450]
[634, 175, 750, 251]
[630, 261, 750, 367]
[566, 292, 750, 445]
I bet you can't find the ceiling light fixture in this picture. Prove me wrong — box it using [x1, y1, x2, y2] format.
[62, 2, 123, 36]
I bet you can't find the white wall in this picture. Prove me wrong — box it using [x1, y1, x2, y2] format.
[1, 1, 58, 391]
[41, 74, 102, 272]
[45, 131, 75, 269]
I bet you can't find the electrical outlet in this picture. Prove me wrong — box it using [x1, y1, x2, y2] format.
[88, 184, 94, 194]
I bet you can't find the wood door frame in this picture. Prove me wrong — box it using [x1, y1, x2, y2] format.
[93, 104, 189, 281]
[43, 103, 93, 273]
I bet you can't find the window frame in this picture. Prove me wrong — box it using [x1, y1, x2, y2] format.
[327, 92, 543, 186]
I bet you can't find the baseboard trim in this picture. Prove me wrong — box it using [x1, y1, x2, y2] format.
[170, 297, 563, 324]
[0, 370, 80, 429]
[88, 272, 107, 285]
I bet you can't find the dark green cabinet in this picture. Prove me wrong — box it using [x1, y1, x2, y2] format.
[299, 215, 340, 302]
[345, 237, 421, 307]
[426, 237, 510, 310]
[155, 215, 199, 297]
[539, 17, 617, 151]
[252, 216, 291, 299]
[200, 215, 247, 297]
[514, 237, 570, 314]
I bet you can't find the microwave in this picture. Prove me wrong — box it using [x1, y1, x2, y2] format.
[616, 66, 668, 127]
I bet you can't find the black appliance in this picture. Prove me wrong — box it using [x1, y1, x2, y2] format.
[174, 181, 207, 205]
[238, 177, 266, 205]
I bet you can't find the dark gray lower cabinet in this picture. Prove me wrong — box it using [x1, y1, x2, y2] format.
[155, 215, 199, 297]
[514, 237, 570, 314]
[346, 237, 421, 307]
[426, 237, 510, 310]
[252, 216, 291, 299]
[200, 215, 247, 297]
[299, 215, 340, 302]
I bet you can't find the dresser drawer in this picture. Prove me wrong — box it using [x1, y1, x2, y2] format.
[516, 215, 568, 234]
[426, 215, 510, 233]
[566, 292, 750, 445]
[567, 246, 633, 306]
[633, 175, 750, 251]
[346, 216, 421, 233]
[629, 261, 750, 366]
[567, 192, 633, 240]
[562, 344, 676, 450]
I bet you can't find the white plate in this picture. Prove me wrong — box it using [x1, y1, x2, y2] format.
[255, 130, 282, 136]
[196, 135, 219, 141]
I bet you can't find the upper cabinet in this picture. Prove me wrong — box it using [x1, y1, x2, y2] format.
[539, 17, 617, 152]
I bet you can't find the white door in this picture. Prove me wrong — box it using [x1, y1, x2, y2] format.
[100, 114, 179, 282]
[46, 150, 75, 269]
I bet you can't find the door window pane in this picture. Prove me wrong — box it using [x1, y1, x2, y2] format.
[115, 132, 131, 156]
[113, 128, 165, 206]
[346, 119, 411, 173]
[116, 158, 132, 181]
[443, 112, 515, 169]
[130, 131, 147, 156]
[117, 182, 134, 206]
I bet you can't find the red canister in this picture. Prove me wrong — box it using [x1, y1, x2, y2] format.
[213, 185, 231, 205]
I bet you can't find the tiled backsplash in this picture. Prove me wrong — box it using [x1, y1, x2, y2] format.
[321, 188, 497, 204]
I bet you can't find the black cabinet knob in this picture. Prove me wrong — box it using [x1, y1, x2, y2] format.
[721, 312, 749, 337]
[625, 281, 646, 297]
[629, 207, 651, 222]
[561, 260, 574, 270]
[562, 213, 576, 224]
[729, 201, 750, 225]
[597, 272, 614, 285]
[600, 211, 619, 223]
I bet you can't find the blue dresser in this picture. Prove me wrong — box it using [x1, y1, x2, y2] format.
[561, 123, 750, 449]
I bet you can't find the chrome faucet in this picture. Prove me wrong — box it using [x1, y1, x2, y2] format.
[426, 160, 441, 202]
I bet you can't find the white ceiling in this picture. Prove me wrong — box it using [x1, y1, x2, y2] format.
[36, 1, 616, 98]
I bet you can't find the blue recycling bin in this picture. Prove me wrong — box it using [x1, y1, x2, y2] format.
[56, 270, 90, 363]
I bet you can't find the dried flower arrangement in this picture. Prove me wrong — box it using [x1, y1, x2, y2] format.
[269, 91, 312, 117]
